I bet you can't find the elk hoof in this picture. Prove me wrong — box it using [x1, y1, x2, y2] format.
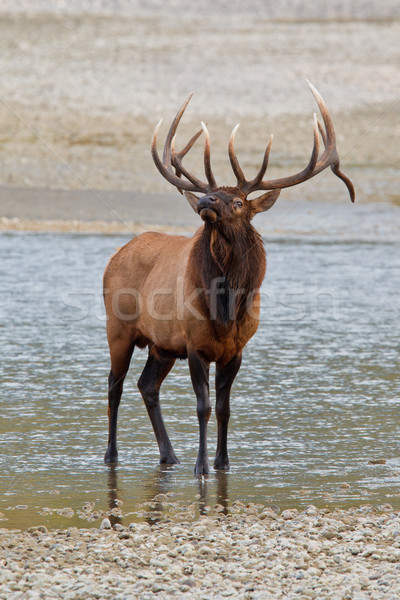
[214, 457, 230, 471]
[194, 458, 210, 476]
[159, 453, 180, 465]
[104, 449, 118, 464]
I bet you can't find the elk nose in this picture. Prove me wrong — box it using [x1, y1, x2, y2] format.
[197, 196, 218, 211]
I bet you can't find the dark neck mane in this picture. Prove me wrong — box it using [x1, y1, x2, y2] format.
[192, 221, 266, 327]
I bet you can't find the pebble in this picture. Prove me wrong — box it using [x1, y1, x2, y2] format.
[99, 518, 112, 530]
[2, 506, 400, 599]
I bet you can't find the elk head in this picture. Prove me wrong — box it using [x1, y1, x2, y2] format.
[151, 81, 355, 227]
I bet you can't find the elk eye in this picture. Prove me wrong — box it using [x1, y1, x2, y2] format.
[234, 200, 243, 208]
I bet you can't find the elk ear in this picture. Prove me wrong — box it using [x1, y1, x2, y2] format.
[184, 191, 200, 213]
[251, 189, 281, 215]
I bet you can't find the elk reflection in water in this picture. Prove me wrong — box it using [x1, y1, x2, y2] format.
[106, 464, 230, 527]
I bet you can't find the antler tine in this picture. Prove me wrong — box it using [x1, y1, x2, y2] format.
[306, 80, 335, 153]
[307, 80, 354, 202]
[162, 94, 193, 166]
[170, 134, 184, 194]
[171, 134, 214, 192]
[152, 120, 197, 192]
[242, 134, 274, 193]
[151, 94, 210, 193]
[152, 120, 188, 190]
[331, 163, 355, 202]
[174, 127, 203, 161]
[170, 128, 203, 194]
[201, 122, 217, 188]
[244, 82, 355, 202]
[228, 124, 246, 187]
[246, 112, 319, 194]
[309, 112, 320, 173]
[317, 119, 327, 147]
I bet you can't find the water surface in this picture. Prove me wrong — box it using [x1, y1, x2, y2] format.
[0, 231, 399, 529]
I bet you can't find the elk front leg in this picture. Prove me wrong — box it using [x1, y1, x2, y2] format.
[104, 339, 134, 464]
[137, 350, 179, 465]
[105, 370, 125, 464]
[188, 352, 211, 475]
[214, 353, 242, 470]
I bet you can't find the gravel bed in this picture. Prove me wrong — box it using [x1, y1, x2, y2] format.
[2, 504, 400, 599]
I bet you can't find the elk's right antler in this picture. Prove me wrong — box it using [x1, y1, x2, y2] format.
[151, 94, 216, 194]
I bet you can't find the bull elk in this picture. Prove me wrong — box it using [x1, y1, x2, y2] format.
[103, 81, 355, 475]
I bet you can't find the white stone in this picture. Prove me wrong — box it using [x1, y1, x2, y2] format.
[99, 518, 112, 530]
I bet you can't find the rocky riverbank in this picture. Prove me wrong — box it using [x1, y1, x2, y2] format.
[2, 504, 400, 599]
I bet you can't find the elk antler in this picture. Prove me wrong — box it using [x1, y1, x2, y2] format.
[151, 94, 216, 194]
[152, 83, 355, 202]
[228, 80, 355, 202]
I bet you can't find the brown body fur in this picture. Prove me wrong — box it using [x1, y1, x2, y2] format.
[104, 221, 265, 368]
[103, 87, 354, 474]
[103, 194, 270, 474]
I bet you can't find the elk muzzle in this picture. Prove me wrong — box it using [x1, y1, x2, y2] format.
[197, 196, 219, 224]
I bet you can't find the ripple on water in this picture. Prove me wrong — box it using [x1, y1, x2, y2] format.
[0, 232, 399, 529]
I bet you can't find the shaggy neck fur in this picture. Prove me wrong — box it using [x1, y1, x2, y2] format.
[192, 220, 266, 327]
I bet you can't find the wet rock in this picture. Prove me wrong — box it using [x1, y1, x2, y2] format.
[281, 509, 299, 520]
[260, 508, 278, 520]
[99, 518, 112, 530]
[303, 505, 318, 516]
[378, 503, 394, 512]
[26, 526, 48, 535]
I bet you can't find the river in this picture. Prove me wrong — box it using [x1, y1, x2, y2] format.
[0, 229, 399, 529]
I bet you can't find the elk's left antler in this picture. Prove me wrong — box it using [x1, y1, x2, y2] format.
[228, 80, 355, 202]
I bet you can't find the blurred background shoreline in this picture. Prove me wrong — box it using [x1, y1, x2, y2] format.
[0, 1, 399, 234]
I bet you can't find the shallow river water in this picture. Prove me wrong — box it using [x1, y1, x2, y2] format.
[0, 230, 399, 530]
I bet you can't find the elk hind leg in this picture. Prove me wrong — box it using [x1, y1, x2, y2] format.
[137, 350, 179, 465]
[214, 353, 242, 470]
[104, 338, 134, 464]
[188, 352, 211, 476]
